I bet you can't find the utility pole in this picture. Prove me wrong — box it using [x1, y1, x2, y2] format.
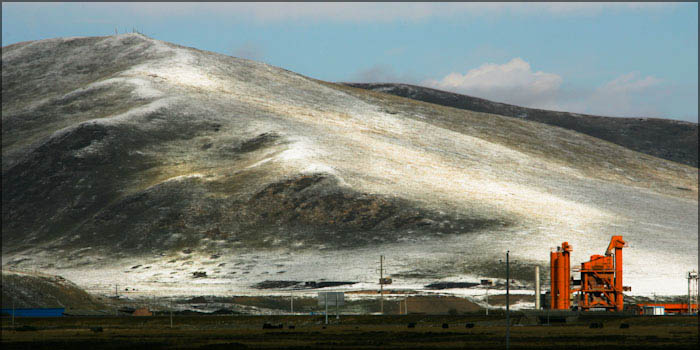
[485, 286, 489, 316]
[336, 293, 339, 320]
[115, 284, 119, 317]
[688, 273, 691, 314]
[481, 279, 493, 315]
[506, 250, 510, 350]
[688, 271, 698, 314]
[535, 266, 541, 310]
[379, 255, 385, 315]
[325, 293, 329, 325]
[170, 300, 173, 328]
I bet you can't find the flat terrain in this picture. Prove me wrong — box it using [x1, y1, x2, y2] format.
[1, 314, 697, 349]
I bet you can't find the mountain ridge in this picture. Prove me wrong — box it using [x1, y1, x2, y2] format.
[343, 83, 698, 167]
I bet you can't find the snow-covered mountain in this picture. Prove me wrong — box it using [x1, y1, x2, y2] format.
[2, 34, 697, 297]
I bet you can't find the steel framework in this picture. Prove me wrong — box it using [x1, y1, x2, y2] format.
[550, 236, 630, 311]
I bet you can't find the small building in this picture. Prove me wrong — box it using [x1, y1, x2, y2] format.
[643, 306, 665, 316]
[0, 308, 65, 317]
[132, 307, 152, 316]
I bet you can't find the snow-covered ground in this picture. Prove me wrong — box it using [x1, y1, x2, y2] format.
[10, 224, 695, 299]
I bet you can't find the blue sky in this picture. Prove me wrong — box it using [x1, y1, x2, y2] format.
[2, 2, 698, 122]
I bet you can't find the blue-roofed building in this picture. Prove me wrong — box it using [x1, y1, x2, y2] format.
[0, 308, 65, 317]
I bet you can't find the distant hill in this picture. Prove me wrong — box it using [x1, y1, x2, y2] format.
[1, 270, 104, 309]
[344, 83, 698, 168]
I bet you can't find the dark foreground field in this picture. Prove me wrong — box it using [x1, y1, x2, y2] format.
[1, 314, 697, 349]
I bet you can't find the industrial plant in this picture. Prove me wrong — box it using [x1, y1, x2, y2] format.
[545, 236, 698, 316]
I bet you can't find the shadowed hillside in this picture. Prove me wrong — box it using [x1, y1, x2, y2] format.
[1, 270, 104, 309]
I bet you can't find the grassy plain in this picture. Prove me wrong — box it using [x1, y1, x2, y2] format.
[2, 314, 697, 349]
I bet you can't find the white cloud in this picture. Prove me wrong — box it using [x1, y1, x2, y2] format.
[424, 58, 563, 108]
[597, 72, 662, 93]
[422, 59, 677, 119]
[568, 72, 666, 118]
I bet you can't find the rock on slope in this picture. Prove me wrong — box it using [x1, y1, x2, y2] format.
[2, 34, 697, 295]
[344, 83, 699, 168]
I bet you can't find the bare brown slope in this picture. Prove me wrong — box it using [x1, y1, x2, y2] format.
[1, 270, 104, 309]
[344, 83, 698, 168]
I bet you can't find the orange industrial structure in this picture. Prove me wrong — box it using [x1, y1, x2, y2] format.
[634, 303, 699, 315]
[550, 236, 630, 311]
[550, 242, 572, 310]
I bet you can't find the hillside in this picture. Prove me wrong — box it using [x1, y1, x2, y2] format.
[1, 270, 104, 309]
[1, 34, 697, 296]
[344, 83, 698, 167]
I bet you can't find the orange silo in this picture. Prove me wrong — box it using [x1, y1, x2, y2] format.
[550, 242, 572, 310]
